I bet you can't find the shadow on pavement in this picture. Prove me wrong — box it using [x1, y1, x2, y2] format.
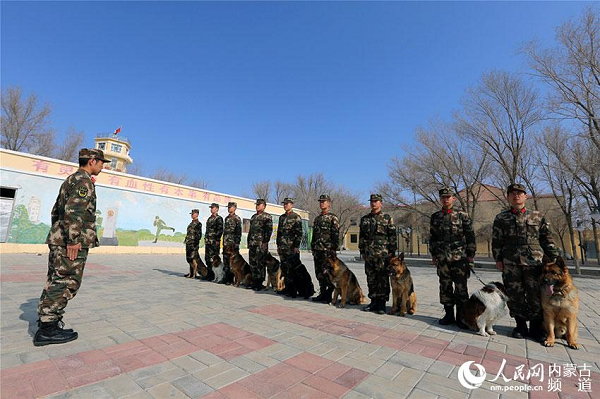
[19, 298, 39, 338]
[153, 268, 186, 277]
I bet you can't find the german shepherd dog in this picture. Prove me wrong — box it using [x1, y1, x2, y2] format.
[461, 282, 507, 337]
[540, 256, 579, 349]
[284, 253, 315, 299]
[326, 252, 366, 308]
[225, 247, 253, 288]
[388, 254, 417, 316]
[197, 257, 215, 281]
[184, 257, 199, 278]
[264, 252, 284, 291]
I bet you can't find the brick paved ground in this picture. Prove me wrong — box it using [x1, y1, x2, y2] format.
[2, 252, 600, 398]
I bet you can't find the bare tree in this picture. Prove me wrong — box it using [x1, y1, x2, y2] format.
[151, 168, 188, 185]
[54, 127, 85, 162]
[189, 179, 209, 190]
[537, 125, 581, 273]
[525, 7, 600, 152]
[252, 181, 272, 202]
[329, 186, 362, 248]
[273, 180, 294, 203]
[455, 70, 544, 201]
[1, 86, 54, 155]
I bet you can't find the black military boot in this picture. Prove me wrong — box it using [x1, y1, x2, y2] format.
[38, 319, 74, 333]
[455, 306, 469, 329]
[528, 319, 546, 342]
[376, 300, 386, 315]
[34, 321, 78, 346]
[252, 281, 266, 291]
[439, 305, 455, 325]
[362, 299, 378, 312]
[312, 286, 332, 303]
[511, 317, 528, 339]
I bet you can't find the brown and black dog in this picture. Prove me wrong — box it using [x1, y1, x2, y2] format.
[388, 253, 417, 316]
[197, 257, 215, 281]
[540, 256, 579, 349]
[264, 252, 284, 291]
[326, 253, 366, 308]
[224, 247, 253, 288]
[184, 258, 199, 278]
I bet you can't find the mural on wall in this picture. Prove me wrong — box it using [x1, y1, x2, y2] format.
[2, 169, 309, 248]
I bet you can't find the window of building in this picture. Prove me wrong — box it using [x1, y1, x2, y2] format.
[0, 187, 17, 243]
[97, 142, 106, 150]
[110, 158, 118, 169]
[110, 143, 122, 153]
[350, 234, 358, 244]
[350, 218, 357, 226]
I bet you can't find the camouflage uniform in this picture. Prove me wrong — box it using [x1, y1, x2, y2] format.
[184, 215, 202, 268]
[492, 207, 558, 321]
[429, 207, 476, 308]
[205, 209, 224, 266]
[248, 205, 273, 284]
[311, 205, 339, 296]
[39, 170, 101, 323]
[223, 204, 242, 278]
[277, 205, 303, 285]
[359, 202, 397, 303]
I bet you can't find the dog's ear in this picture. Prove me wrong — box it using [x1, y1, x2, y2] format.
[542, 254, 553, 265]
[399, 252, 404, 262]
[555, 256, 569, 272]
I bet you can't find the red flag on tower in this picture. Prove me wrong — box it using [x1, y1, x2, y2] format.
[114, 126, 121, 135]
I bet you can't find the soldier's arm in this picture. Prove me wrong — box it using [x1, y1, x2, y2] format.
[429, 214, 440, 257]
[50, 200, 59, 225]
[358, 216, 366, 255]
[463, 213, 476, 258]
[276, 215, 283, 245]
[292, 217, 303, 249]
[64, 180, 93, 246]
[197, 222, 203, 243]
[539, 217, 559, 260]
[216, 216, 224, 240]
[387, 215, 397, 255]
[491, 216, 504, 262]
[235, 218, 242, 245]
[331, 215, 340, 251]
[264, 215, 273, 243]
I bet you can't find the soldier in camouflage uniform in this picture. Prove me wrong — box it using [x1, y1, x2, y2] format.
[223, 201, 242, 284]
[248, 199, 273, 291]
[492, 183, 559, 340]
[276, 198, 304, 295]
[359, 194, 397, 314]
[311, 194, 339, 303]
[35, 148, 109, 346]
[205, 203, 224, 268]
[429, 187, 476, 328]
[184, 209, 202, 276]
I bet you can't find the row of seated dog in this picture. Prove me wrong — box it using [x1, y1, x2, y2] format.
[184, 248, 579, 348]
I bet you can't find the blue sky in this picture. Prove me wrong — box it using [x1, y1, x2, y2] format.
[1, 1, 592, 200]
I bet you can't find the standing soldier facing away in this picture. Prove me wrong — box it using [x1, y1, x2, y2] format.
[311, 194, 339, 303]
[492, 183, 559, 340]
[223, 201, 242, 284]
[276, 198, 304, 295]
[205, 203, 224, 269]
[429, 187, 475, 329]
[184, 209, 202, 277]
[248, 199, 273, 291]
[359, 194, 396, 314]
[35, 148, 109, 346]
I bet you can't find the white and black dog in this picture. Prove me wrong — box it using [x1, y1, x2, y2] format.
[461, 282, 508, 337]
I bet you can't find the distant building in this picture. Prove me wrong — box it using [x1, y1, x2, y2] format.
[94, 133, 133, 173]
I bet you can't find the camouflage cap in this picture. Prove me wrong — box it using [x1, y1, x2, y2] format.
[318, 194, 331, 202]
[369, 194, 383, 202]
[438, 187, 454, 197]
[281, 197, 295, 204]
[209, 203, 219, 208]
[255, 198, 266, 205]
[79, 148, 110, 163]
[190, 209, 199, 215]
[227, 202, 237, 208]
[506, 183, 527, 195]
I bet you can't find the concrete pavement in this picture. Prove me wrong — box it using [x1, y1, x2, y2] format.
[1, 251, 600, 398]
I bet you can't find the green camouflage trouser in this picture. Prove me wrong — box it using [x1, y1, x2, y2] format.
[312, 250, 333, 292]
[502, 260, 542, 320]
[186, 245, 199, 264]
[364, 255, 390, 301]
[278, 249, 295, 284]
[249, 245, 267, 283]
[205, 243, 220, 268]
[436, 259, 469, 307]
[38, 245, 88, 323]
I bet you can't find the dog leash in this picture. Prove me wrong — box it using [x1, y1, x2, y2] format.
[470, 264, 488, 286]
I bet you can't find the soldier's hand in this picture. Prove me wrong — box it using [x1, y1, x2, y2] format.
[467, 257, 474, 263]
[496, 261, 504, 271]
[67, 243, 82, 260]
[431, 258, 437, 265]
[261, 243, 268, 250]
[293, 248, 300, 254]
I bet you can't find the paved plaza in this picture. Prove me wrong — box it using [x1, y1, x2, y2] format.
[1, 252, 600, 398]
